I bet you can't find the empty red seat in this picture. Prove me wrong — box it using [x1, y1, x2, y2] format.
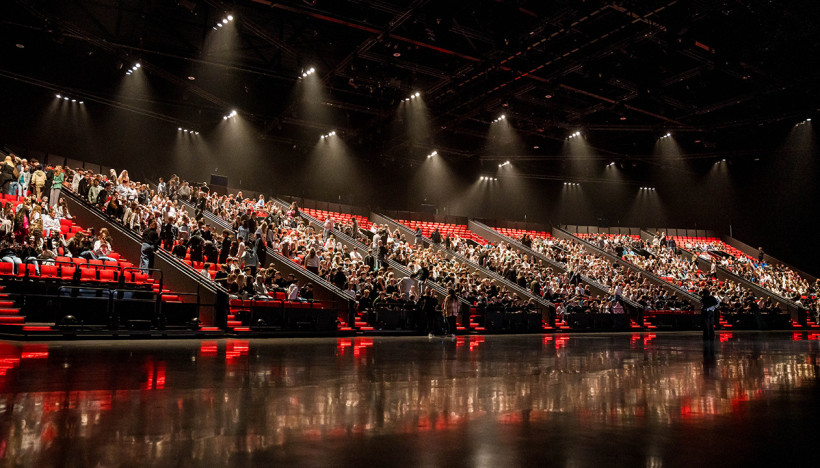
[99, 270, 117, 282]
[60, 266, 76, 279]
[40, 264, 59, 278]
[80, 267, 97, 281]
[0, 262, 14, 276]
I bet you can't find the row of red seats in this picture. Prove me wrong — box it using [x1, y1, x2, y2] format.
[0, 261, 152, 285]
[302, 207, 369, 228]
[493, 227, 551, 239]
[229, 298, 328, 309]
[396, 219, 489, 245]
[671, 236, 752, 261]
[575, 233, 640, 240]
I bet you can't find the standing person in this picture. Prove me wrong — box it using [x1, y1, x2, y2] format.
[442, 288, 460, 337]
[0, 156, 16, 196]
[323, 215, 334, 241]
[49, 166, 65, 207]
[31, 164, 46, 200]
[43, 165, 54, 201]
[140, 220, 160, 272]
[17, 159, 31, 198]
[414, 227, 423, 246]
[419, 288, 439, 337]
[757, 247, 765, 264]
[700, 288, 720, 341]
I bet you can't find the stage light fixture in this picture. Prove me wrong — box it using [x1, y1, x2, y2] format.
[55, 94, 61, 99]
[607, 162, 615, 167]
[567, 131, 581, 139]
[223, 110, 238, 120]
[320, 130, 337, 139]
[660, 132, 672, 139]
[427, 150, 437, 158]
[492, 115, 507, 123]
[498, 161, 511, 168]
[227, 14, 234, 21]
[299, 67, 316, 79]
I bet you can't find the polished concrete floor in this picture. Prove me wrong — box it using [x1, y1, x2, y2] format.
[1, 332, 819, 467]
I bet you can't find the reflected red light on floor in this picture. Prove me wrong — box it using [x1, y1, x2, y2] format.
[226, 340, 249, 362]
[353, 338, 373, 358]
[808, 333, 820, 341]
[555, 335, 570, 349]
[469, 336, 484, 351]
[21, 344, 49, 360]
[793, 333, 803, 341]
[455, 337, 465, 347]
[542, 336, 553, 347]
[200, 341, 218, 356]
[720, 333, 733, 342]
[337, 338, 353, 356]
[156, 362, 166, 390]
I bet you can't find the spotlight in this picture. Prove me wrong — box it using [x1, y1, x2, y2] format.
[498, 161, 511, 168]
[71, 99, 76, 103]
[607, 162, 615, 167]
[223, 110, 238, 120]
[567, 131, 581, 139]
[660, 133, 672, 139]
[227, 14, 234, 21]
[492, 115, 507, 123]
[222, 19, 228, 24]
[55, 94, 61, 99]
[63, 97, 69, 100]
[217, 23, 223, 27]
[427, 150, 437, 159]
[178, 127, 182, 131]
[320, 130, 337, 139]
[299, 67, 316, 79]
[135, 63, 141, 68]
[78, 101, 84, 104]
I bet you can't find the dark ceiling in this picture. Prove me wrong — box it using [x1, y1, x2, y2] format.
[2, 0, 820, 168]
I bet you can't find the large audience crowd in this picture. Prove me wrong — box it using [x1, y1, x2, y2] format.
[582, 232, 820, 317]
[5, 148, 819, 324]
[0, 154, 121, 274]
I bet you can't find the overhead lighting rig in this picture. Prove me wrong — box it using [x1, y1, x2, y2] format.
[213, 14, 234, 30]
[55, 94, 84, 104]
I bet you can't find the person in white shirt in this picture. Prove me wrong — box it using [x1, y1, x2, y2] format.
[287, 279, 301, 301]
[323, 216, 334, 241]
[255, 195, 265, 209]
[349, 246, 363, 262]
[42, 207, 61, 237]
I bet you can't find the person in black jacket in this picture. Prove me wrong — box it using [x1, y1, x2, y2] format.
[0, 157, 16, 195]
[430, 228, 442, 244]
[140, 220, 160, 272]
[700, 288, 720, 341]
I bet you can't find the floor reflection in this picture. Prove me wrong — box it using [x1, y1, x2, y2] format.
[1, 332, 819, 467]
